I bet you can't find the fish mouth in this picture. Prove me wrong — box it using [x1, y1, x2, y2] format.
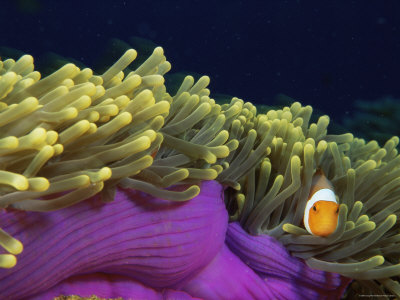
[312, 223, 338, 236]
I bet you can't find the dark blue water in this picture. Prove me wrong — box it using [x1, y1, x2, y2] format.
[1, 0, 399, 122]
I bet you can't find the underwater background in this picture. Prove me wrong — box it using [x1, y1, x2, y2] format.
[1, 1, 400, 299]
[1, 0, 399, 139]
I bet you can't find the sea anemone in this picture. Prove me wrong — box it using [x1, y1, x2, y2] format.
[1, 181, 350, 299]
[0, 47, 399, 298]
[226, 105, 400, 297]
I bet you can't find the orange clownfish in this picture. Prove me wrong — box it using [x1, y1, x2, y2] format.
[150, 146, 160, 159]
[303, 169, 339, 237]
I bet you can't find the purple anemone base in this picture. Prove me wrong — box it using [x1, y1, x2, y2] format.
[0, 181, 350, 299]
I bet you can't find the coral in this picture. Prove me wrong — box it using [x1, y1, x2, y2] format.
[0, 48, 399, 298]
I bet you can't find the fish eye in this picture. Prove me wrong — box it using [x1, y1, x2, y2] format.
[313, 205, 316, 211]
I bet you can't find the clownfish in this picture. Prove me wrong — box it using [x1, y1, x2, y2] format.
[303, 169, 339, 237]
[150, 145, 160, 159]
[151, 148, 158, 159]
